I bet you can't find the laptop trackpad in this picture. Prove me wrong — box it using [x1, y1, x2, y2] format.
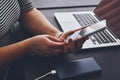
[55, 57, 101, 80]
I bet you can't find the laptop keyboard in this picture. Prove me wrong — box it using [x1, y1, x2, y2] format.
[73, 14, 117, 44]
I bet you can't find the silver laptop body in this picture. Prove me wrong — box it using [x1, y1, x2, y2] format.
[54, 11, 120, 49]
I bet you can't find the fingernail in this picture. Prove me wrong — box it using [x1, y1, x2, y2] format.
[69, 38, 72, 42]
[64, 43, 67, 45]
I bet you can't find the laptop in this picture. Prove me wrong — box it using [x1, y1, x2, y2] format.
[54, 11, 120, 49]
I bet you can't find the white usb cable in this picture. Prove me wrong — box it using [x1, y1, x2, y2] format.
[35, 70, 56, 80]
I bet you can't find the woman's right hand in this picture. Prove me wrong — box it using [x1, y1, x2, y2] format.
[26, 35, 65, 56]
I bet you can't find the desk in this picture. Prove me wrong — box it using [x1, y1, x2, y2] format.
[23, 7, 120, 80]
[6, 2, 120, 80]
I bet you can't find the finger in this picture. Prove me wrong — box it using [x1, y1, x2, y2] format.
[76, 36, 87, 50]
[76, 36, 83, 50]
[60, 31, 73, 39]
[68, 38, 77, 53]
[48, 39, 65, 52]
[84, 36, 89, 40]
[60, 26, 87, 39]
[50, 42, 65, 49]
[47, 35, 64, 42]
[64, 43, 69, 54]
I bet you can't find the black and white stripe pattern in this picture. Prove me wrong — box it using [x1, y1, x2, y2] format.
[0, 0, 34, 46]
[0, 0, 34, 79]
[0, 0, 20, 46]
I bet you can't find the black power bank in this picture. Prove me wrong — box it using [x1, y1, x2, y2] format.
[55, 57, 101, 80]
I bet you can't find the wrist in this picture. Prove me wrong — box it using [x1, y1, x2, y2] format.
[20, 38, 34, 55]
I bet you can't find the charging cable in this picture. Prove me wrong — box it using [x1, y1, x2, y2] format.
[35, 70, 56, 80]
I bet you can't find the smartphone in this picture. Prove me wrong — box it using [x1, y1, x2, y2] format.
[65, 20, 107, 43]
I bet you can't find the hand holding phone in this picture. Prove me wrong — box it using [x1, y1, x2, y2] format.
[65, 20, 107, 43]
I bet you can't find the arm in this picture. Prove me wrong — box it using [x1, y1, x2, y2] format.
[0, 39, 30, 70]
[0, 8, 62, 68]
[0, 35, 65, 71]
[0, 7, 86, 71]
[20, 8, 61, 36]
[19, 8, 87, 53]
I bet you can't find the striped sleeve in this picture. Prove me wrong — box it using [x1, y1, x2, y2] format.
[18, 0, 34, 13]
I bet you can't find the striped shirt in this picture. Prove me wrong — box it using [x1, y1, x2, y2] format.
[0, 0, 34, 79]
[0, 0, 34, 47]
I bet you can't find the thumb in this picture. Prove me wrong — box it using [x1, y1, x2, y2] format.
[46, 36, 65, 48]
[49, 39, 65, 49]
[47, 35, 64, 42]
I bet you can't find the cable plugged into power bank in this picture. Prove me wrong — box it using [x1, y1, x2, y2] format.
[35, 70, 56, 80]
[35, 58, 102, 80]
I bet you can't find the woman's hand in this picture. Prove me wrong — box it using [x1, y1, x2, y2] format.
[27, 35, 65, 56]
[58, 27, 88, 53]
[26, 27, 87, 56]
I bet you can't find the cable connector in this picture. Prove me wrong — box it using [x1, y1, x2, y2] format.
[51, 70, 56, 74]
[35, 70, 56, 80]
